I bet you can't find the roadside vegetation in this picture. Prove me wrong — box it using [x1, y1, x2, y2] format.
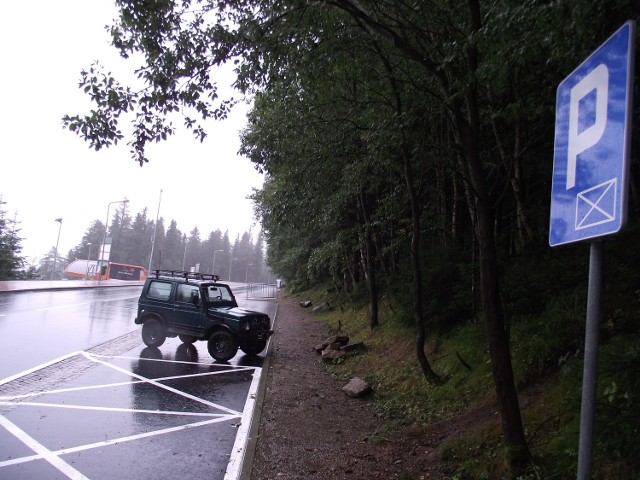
[296, 225, 640, 479]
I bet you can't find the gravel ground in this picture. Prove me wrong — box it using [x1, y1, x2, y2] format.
[249, 296, 450, 480]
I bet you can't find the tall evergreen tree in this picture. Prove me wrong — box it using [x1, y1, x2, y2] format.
[0, 198, 26, 280]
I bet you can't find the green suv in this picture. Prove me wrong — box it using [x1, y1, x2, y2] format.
[135, 270, 273, 361]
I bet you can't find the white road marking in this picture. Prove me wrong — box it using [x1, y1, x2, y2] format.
[0, 349, 260, 478]
[83, 352, 243, 415]
[36, 303, 88, 311]
[0, 351, 82, 387]
[1, 367, 256, 401]
[0, 415, 236, 469]
[0, 401, 231, 417]
[0, 414, 89, 479]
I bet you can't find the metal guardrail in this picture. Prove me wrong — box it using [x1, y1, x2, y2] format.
[245, 283, 277, 299]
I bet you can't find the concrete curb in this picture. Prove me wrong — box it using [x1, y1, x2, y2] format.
[239, 298, 279, 480]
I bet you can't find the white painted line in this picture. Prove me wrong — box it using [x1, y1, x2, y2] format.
[224, 367, 262, 480]
[36, 303, 88, 311]
[0, 351, 83, 387]
[0, 414, 89, 479]
[83, 352, 243, 415]
[0, 415, 236, 469]
[0, 401, 230, 417]
[92, 352, 260, 369]
[0, 368, 255, 401]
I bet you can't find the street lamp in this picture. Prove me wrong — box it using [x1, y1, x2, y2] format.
[229, 257, 238, 281]
[99, 199, 129, 280]
[86, 242, 92, 279]
[245, 263, 253, 284]
[212, 249, 223, 275]
[148, 188, 162, 273]
[182, 235, 188, 271]
[50, 218, 62, 280]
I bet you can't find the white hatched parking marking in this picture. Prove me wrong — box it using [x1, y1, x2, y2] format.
[0, 350, 260, 479]
[0, 401, 231, 417]
[0, 416, 235, 469]
[0, 414, 89, 479]
[1, 366, 255, 401]
[82, 351, 243, 415]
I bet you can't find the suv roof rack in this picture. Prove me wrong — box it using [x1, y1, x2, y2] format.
[153, 270, 220, 282]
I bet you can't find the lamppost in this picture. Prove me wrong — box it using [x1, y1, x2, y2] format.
[100, 199, 129, 280]
[182, 235, 188, 271]
[86, 242, 92, 279]
[50, 218, 62, 280]
[212, 249, 223, 275]
[148, 188, 162, 273]
[229, 257, 238, 281]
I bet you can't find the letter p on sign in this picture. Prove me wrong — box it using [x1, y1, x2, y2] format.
[567, 65, 608, 190]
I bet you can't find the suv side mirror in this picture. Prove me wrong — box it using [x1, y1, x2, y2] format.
[191, 291, 200, 306]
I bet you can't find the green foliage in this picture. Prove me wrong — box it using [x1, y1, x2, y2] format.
[0, 197, 27, 280]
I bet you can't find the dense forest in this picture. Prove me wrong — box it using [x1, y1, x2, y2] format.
[49, 205, 269, 283]
[59, 1, 640, 478]
[1, 197, 269, 282]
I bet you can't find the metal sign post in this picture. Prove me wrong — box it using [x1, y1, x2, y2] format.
[549, 20, 635, 479]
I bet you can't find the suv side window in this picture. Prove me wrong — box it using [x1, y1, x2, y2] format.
[206, 285, 233, 303]
[147, 281, 172, 301]
[176, 283, 200, 303]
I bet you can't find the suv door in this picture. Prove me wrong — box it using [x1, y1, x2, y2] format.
[171, 283, 207, 337]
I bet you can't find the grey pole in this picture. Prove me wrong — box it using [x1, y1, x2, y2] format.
[148, 189, 163, 273]
[50, 218, 63, 280]
[577, 240, 603, 480]
[212, 249, 223, 275]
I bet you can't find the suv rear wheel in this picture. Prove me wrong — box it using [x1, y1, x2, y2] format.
[207, 330, 238, 362]
[142, 319, 166, 348]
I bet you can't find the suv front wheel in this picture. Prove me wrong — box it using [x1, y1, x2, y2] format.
[142, 319, 166, 348]
[207, 330, 238, 362]
[240, 338, 268, 356]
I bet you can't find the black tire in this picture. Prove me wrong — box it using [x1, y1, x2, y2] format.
[178, 334, 198, 344]
[142, 319, 166, 348]
[240, 337, 268, 356]
[207, 330, 238, 362]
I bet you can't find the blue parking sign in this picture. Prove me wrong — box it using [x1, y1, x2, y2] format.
[550, 21, 636, 246]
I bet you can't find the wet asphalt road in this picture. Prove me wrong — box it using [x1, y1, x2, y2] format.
[0, 285, 277, 480]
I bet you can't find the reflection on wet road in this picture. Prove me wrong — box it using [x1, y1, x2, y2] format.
[0, 285, 277, 480]
[0, 287, 143, 380]
[0, 348, 262, 479]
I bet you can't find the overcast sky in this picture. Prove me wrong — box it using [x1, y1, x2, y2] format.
[0, 1, 263, 263]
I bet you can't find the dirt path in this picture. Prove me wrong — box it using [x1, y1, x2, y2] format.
[249, 297, 450, 480]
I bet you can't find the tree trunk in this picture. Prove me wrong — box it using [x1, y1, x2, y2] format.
[359, 192, 379, 329]
[461, 0, 530, 473]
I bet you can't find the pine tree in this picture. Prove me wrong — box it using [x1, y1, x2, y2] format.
[0, 198, 26, 280]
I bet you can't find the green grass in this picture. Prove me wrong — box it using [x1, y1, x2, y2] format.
[289, 277, 640, 479]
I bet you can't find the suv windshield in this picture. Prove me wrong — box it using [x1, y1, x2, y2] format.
[204, 285, 235, 305]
